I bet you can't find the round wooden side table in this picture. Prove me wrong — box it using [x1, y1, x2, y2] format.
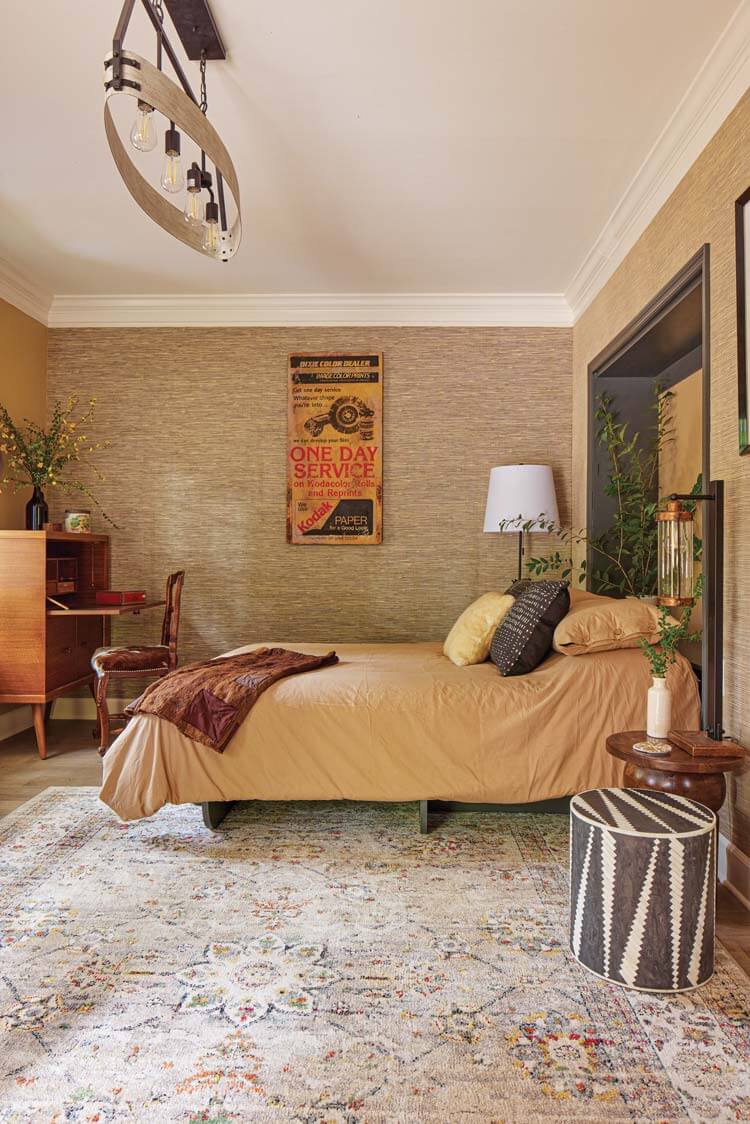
[606, 731, 746, 813]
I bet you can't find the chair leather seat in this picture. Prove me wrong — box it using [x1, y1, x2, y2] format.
[92, 645, 171, 675]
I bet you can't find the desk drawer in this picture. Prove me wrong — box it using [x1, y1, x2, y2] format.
[75, 617, 103, 678]
[46, 616, 103, 689]
[46, 616, 78, 691]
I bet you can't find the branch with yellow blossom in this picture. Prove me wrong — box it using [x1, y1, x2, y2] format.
[0, 396, 118, 527]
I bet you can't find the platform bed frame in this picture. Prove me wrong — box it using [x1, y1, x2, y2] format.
[201, 797, 571, 833]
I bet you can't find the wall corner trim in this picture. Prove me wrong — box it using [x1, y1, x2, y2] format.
[46, 292, 574, 329]
[566, 0, 750, 321]
[0, 258, 53, 325]
[0, 705, 32, 743]
[719, 831, 750, 913]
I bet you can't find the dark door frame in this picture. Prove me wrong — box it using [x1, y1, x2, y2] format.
[586, 244, 717, 735]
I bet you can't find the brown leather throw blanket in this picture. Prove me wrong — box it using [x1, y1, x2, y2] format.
[125, 647, 338, 752]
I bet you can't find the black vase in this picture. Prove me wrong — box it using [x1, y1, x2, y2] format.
[25, 486, 49, 531]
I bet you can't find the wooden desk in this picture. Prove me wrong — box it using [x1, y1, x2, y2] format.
[47, 599, 165, 616]
[0, 530, 163, 759]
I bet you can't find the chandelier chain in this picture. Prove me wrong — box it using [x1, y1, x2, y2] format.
[153, 0, 164, 71]
[200, 50, 208, 114]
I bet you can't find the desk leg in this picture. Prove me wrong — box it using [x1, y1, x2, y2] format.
[32, 704, 47, 760]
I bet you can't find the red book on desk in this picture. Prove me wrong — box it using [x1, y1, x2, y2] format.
[95, 590, 146, 605]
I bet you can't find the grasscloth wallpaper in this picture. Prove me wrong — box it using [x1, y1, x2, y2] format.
[573, 91, 750, 854]
[47, 327, 572, 664]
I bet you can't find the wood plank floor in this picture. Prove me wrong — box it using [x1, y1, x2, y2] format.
[1, 720, 748, 975]
[0, 720, 103, 817]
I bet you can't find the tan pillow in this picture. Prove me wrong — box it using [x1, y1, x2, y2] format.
[553, 594, 667, 656]
[569, 586, 605, 604]
[444, 592, 515, 666]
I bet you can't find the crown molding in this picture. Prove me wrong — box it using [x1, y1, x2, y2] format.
[566, 0, 750, 321]
[0, 258, 52, 325]
[47, 291, 573, 329]
[16, 3, 750, 332]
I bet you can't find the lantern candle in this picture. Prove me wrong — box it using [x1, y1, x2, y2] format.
[656, 499, 694, 607]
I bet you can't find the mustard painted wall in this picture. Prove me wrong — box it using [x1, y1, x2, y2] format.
[0, 298, 47, 727]
[0, 298, 47, 529]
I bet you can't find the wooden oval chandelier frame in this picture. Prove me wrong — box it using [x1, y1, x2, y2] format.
[104, 44, 241, 261]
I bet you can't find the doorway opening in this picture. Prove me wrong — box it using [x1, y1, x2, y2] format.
[586, 245, 716, 732]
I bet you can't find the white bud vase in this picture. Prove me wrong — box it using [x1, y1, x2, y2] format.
[646, 676, 672, 739]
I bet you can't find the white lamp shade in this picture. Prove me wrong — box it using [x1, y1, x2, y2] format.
[483, 464, 559, 533]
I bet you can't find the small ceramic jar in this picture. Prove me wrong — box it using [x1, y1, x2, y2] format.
[646, 676, 672, 739]
[64, 510, 92, 534]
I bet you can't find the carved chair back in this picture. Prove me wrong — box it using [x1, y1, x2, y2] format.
[161, 570, 185, 669]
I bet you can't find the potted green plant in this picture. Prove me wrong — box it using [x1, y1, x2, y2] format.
[0, 396, 117, 528]
[498, 389, 701, 597]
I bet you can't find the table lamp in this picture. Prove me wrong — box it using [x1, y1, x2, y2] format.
[483, 464, 559, 582]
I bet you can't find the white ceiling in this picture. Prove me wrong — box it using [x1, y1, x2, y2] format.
[0, 0, 744, 302]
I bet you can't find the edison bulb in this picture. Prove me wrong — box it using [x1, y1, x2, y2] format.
[184, 189, 203, 224]
[130, 102, 157, 152]
[202, 217, 220, 254]
[160, 128, 184, 193]
[161, 153, 184, 193]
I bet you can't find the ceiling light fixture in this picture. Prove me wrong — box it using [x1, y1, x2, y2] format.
[104, 0, 241, 262]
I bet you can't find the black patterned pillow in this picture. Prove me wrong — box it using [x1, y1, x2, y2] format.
[504, 579, 534, 597]
[490, 580, 570, 676]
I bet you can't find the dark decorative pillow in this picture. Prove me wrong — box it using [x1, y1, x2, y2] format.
[490, 580, 570, 676]
[504, 578, 535, 597]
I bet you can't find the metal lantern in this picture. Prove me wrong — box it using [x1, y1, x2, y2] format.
[653, 481, 723, 742]
[657, 499, 694, 606]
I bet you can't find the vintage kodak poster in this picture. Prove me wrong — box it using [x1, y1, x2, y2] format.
[287, 353, 383, 544]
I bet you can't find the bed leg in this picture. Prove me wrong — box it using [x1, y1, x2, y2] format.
[202, 801, 234, 830]
[419, 800, 429, 834]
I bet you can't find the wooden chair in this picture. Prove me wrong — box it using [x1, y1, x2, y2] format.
[92, 571, 185, 755]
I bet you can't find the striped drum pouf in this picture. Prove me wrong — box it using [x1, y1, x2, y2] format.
[569, 787, 716, 992]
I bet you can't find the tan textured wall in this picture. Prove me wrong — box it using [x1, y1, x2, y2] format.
[47, 326, 572, 663]
[573, 91, 750, 851]
[0, 299, 47, 530]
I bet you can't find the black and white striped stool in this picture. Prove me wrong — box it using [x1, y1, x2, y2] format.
[570, 787, 716, 992]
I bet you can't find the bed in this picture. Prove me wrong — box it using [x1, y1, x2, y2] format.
[99, 640, 702, 825]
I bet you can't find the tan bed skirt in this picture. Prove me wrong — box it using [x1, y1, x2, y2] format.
[100, 642, 702, 821]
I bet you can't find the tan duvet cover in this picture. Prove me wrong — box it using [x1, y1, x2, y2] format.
[100, 642, 701, 821]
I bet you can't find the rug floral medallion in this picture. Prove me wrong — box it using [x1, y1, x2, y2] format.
[1, 790, 749, 1122]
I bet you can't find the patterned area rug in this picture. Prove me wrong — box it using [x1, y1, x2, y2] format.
[1, 790, 749, 1122]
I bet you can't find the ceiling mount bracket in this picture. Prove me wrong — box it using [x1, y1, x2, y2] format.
[163, 0, 226, 60]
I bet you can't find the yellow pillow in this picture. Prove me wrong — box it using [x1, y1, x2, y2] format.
[553, 593, 669, 656]
[443, 593, 515, 666]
